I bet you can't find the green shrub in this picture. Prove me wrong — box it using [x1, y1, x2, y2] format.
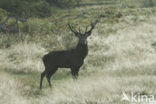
[31, 1, 51, 17]
[0, 0, 51, 18]
[46, 0, 75, 8]
[0, 0, 29, 16]
[0, 8, 7, 22]
[142, 0, 156, 7]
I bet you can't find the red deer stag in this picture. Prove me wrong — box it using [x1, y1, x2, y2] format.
[40, 20, 98, 90]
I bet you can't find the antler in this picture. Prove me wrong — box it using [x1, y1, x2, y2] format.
[68, 20, 98, 37]
[85, 20, 98, 37]
[68, 23, 82, 37]
[68, 24, 78, 34]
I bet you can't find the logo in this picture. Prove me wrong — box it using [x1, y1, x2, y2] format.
[121, 91, 155, 103]
[121, 92, 130, 102]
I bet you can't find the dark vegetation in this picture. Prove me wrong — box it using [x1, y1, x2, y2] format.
[0, 0, 156, 34]
[0, 0, 81, 33]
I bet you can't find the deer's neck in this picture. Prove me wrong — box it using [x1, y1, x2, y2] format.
[75, 42, 88, 59]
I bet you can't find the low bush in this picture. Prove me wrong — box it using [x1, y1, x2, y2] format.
[142, 0, 156, 7]
[0, 8, 7, 22]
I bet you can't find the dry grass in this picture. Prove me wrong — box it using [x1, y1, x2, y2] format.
[0, 72, 28, 104]
[0, 42, 46, 73]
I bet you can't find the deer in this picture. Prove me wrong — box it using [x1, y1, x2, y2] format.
[40, 20, 98, 90]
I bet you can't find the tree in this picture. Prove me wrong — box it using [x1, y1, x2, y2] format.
[0, 0, 51, 33]
[0, 0, 51, 17]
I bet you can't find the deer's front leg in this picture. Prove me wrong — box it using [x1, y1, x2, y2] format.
[71, 66, 80, 79]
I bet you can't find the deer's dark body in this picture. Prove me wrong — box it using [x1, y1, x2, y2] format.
[43, 42, 88, 68]
[40, 21, 98, 90]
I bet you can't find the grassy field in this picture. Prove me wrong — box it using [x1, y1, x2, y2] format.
[1, 0, 156, 104]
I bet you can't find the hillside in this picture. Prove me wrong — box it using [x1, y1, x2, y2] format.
[1, 0, 156, 104]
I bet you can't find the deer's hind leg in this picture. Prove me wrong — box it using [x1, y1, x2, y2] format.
[46, 67, 58, 88]
[40, 70, 47, 90]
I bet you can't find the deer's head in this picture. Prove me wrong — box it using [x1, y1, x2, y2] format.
[68, 20, 98, 44]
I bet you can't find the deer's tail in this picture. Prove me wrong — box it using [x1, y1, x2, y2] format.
[42, 54, 49, 67]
